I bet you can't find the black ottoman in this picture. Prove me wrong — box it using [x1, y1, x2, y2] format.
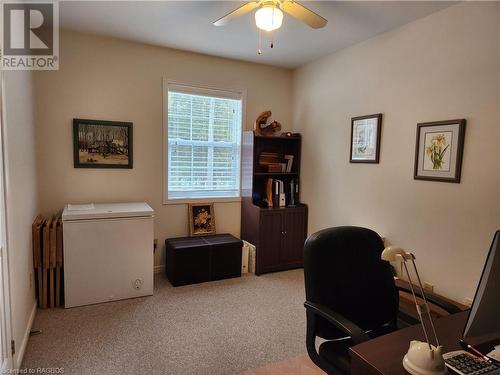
[165, 234, 242, 286]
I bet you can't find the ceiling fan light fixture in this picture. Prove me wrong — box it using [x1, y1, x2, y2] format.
[255, 5, 283, 32]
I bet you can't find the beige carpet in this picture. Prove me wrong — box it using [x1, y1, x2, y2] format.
[22, 269, 307, 375]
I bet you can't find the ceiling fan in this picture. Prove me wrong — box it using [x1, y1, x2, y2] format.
[213, 0, 328, 32]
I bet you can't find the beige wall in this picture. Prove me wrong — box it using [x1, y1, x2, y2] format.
[2, 71, 38, 367]
[33, 4, 499, 302]
[34, 31, 293, 268]
[293, 2, 500, 302]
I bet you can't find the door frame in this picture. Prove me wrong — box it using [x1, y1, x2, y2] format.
[0, 70, 14, 371]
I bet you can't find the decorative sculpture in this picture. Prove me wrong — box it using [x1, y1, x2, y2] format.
[254, 110, 282, 136]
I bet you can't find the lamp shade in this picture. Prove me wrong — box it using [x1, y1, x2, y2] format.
[381, 245, 408, 262]
[255, 5, 283, 32]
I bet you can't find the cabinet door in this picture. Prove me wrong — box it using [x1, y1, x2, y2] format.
[281, 209, 307, 267]
[258, 211, 283, 274]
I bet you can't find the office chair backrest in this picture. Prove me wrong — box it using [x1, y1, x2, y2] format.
[304, 226, 398, 339]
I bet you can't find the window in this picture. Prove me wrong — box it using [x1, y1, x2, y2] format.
[165, 82, 243, 201]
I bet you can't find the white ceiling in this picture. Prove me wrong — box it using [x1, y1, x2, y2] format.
[60, 1, 454, 68]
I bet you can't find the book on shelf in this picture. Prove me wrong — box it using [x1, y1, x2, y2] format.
[265, 178, 273, 207]
[261, 177, 300, 208]
[267, 163, 283, 173]
[272, 180, 280, 207]
[259, 151, 281, 165]
[277, 180, 286, 207]
[287, 178, 299, 207]
[284, 155, 294, 173]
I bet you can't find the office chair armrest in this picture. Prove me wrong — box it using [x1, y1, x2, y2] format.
[396, 285, 462, 314]
[304, 301, 370, 344]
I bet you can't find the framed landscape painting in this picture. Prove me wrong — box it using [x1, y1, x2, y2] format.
[73, 119, 133, 168]
[350, 113, 382, 163]
[414, 119, 466, 183]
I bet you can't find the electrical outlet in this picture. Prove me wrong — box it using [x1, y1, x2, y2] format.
[133, 278, 143, 290]
[463, 298, 473, 307]
[423, 282, 434, 293]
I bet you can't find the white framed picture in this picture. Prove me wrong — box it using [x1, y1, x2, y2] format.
[350, 113, 382, 163]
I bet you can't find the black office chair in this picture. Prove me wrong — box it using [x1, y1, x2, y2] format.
[303, 226, 461, 375]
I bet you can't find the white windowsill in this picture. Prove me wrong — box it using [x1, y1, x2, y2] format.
[163, 197, 242, 205]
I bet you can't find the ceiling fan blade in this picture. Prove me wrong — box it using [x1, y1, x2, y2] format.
[280, 1, 327, 29]
[213, 2, 260, 26]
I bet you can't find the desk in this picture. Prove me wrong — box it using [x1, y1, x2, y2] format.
[350, 311, 468, 375]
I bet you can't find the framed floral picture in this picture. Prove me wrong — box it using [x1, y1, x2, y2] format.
[414, 119, 466, 183]
[350, 113, 382, 163]
[188, 203, 216, 236]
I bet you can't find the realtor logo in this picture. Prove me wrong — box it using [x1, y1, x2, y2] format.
[1, 1, 59, 70]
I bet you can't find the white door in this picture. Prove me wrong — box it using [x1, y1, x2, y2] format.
[0, 72, 13, 370]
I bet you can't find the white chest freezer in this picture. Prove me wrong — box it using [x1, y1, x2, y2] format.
[62, 202, 154, 308]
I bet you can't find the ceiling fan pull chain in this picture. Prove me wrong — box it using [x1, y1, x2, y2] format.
[270, 30, 274, 49]
[258, 29, 263, 55]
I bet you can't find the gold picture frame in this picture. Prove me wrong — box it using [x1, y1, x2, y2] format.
[188, 203, 216, 236]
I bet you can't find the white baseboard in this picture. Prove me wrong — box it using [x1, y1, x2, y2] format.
[14, 300, 37, 368]
[154, 265, 165, 274]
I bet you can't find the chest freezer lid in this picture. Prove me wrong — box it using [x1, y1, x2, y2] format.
[62, 202, 154, 221]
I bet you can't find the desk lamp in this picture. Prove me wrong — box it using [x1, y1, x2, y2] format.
[381, 246, 447, 375]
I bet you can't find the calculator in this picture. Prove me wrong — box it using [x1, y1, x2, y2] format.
[443, 351, 500, 375]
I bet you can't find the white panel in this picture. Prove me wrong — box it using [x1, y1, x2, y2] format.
[29, 10, 49, 49]
[10, 10, 25, 49]
[63, 216, 153, 308]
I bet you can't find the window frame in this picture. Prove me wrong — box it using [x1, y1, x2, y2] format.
[162, 79, 246, 205]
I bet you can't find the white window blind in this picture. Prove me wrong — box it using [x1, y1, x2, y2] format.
[166, 85, 243, 200]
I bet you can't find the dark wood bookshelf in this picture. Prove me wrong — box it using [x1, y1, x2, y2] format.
[241, 131, 308, 276]
[254, 172, 299, 176]
[253, 134, 302, 141]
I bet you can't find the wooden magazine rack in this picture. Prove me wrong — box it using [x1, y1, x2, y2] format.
[32, 215, 63, 308]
